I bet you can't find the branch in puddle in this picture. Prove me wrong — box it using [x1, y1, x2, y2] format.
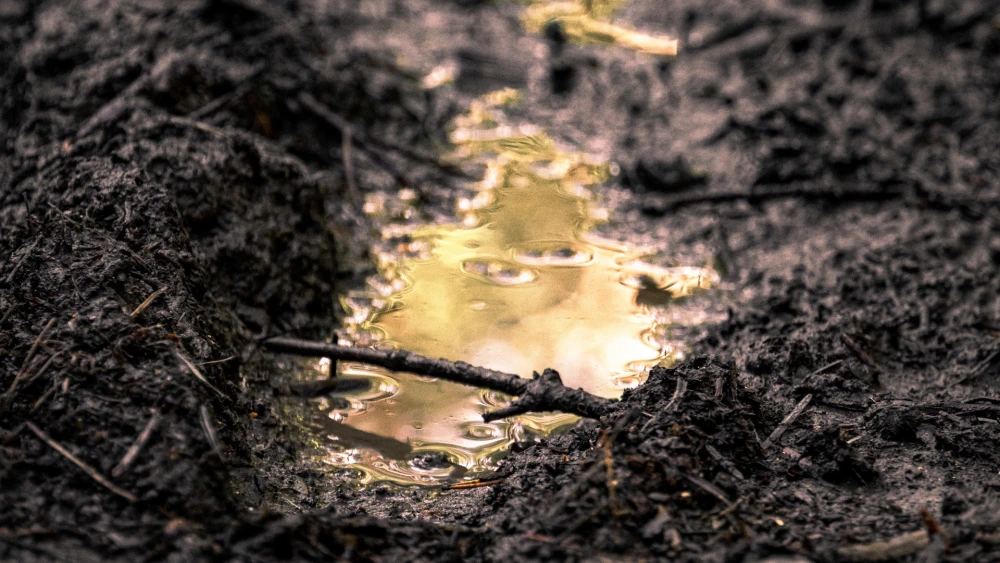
[260, 337, 616, 421]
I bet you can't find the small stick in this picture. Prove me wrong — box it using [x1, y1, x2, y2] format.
[808, 359, 844, 377]
[298, 93, 415, 187]
[199, 405, 224, 460]
[442, 478, 504, 491]
[3, 318, 56, 406]
[761, 394, 813, 450]
[0, 304, 16, 326]
[640, 377, 687, 432]
[112, 409, 161, 477]
[197, 356, 236, 366]
[705, 444, 745, 481]
[25, 422, 138, 503]
[664, 378, 688, 412]
[800, 359, 844, 386]
[261, 337, 616, 420]
[4, 236, 41, 285]
[187, 62, 266, 119]
[841, 334, 879, 369]
[683, 473, 733, 507]
[129, 287, 167, 319]
[30, 377, 62, 413]
[298, 91, 472, 181]
[837, 529, 929, 562]
[174, 349, 225, 398]
[22, 351, 63, 387]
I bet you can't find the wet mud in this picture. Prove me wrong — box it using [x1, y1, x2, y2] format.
[2, 0, 1000, 561]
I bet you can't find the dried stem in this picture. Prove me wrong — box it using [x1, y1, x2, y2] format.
[25, 422, 138, 503]
[260, 337, 616, 421]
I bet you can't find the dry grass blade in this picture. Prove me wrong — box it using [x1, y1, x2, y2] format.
[30, 374, 66, 413]
[683, 473, 733, 507]
[25, 422, 138, 503]
[130, 287, 167, 318]
[174, 349, 225, 398]
[762, 394, 813, 449]
[442, 478, 504, 490]
[3, 318, 56, 406]
[112, 409, 161, 477]
[199, 405, 224, 460]
[4, 236, 41, 284]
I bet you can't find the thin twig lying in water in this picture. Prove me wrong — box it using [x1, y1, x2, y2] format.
[260, 336, 616, 421]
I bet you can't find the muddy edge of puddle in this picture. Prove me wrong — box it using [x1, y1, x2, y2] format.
[2, 0, 1000, 561]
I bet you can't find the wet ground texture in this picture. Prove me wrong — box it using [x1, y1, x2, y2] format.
[3, 0, 1000, 561]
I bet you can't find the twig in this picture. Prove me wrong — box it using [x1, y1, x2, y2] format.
[197, 356, 236, 366]
[187, 62, 266, 120]
[112, 410, 161, 477]
[260, 337, 615, 420]
[297, 91, 472, 182]
[541, 412, 640, 525]
[682, 473, 733, 507]
[25, 422, 138, 503]
[30, 374, 65, 413]
[442, 478, 504, 491]
[21, 351, 63, 389]
[841, 334, 879, 370]
[761, 394, 813, 449]
[801, 359, 844, 386]
[958, 349, 1000, 386]
[664, 378, 688, 411]
[705, 444, 745, 481]
[3, 318, 55, 406]
[0, 304, 15, 326]
[199, 405, 224, 460]
[174, 349, 225, 398]
[4, 236, 41, 285]
[809, 359, 844, 377]
[640, 377, 687, 432]
[297, 92, 415, 187]
[837, 529, 929, 562]
[130, 287, 167, 319]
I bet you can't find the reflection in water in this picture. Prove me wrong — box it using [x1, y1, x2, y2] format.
[285, 87, 721, 486]
[521, 0, 678, 56]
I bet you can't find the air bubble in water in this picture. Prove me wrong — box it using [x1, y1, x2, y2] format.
[461, 258, 538, 286]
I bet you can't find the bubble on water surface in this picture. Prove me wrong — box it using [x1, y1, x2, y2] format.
[461, 258, 538, 286]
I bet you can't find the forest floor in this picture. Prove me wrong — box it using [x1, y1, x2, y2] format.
[2, 0, 1000, 561]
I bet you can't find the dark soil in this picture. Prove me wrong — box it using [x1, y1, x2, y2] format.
[3, 0, 1000, 561]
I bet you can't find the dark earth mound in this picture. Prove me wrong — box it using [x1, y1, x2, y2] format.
[2, 0, 1000, 561]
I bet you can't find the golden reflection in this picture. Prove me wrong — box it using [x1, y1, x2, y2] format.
[304, 90, 718, 486]
[520, 0, 678, 56]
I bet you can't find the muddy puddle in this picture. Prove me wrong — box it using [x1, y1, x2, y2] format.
[277, 1, 722, 487]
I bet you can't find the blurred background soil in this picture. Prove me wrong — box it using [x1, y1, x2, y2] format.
[2, 0, 1000, 561]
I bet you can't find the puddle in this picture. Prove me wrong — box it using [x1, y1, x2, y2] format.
[279, 2, 718, 487]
